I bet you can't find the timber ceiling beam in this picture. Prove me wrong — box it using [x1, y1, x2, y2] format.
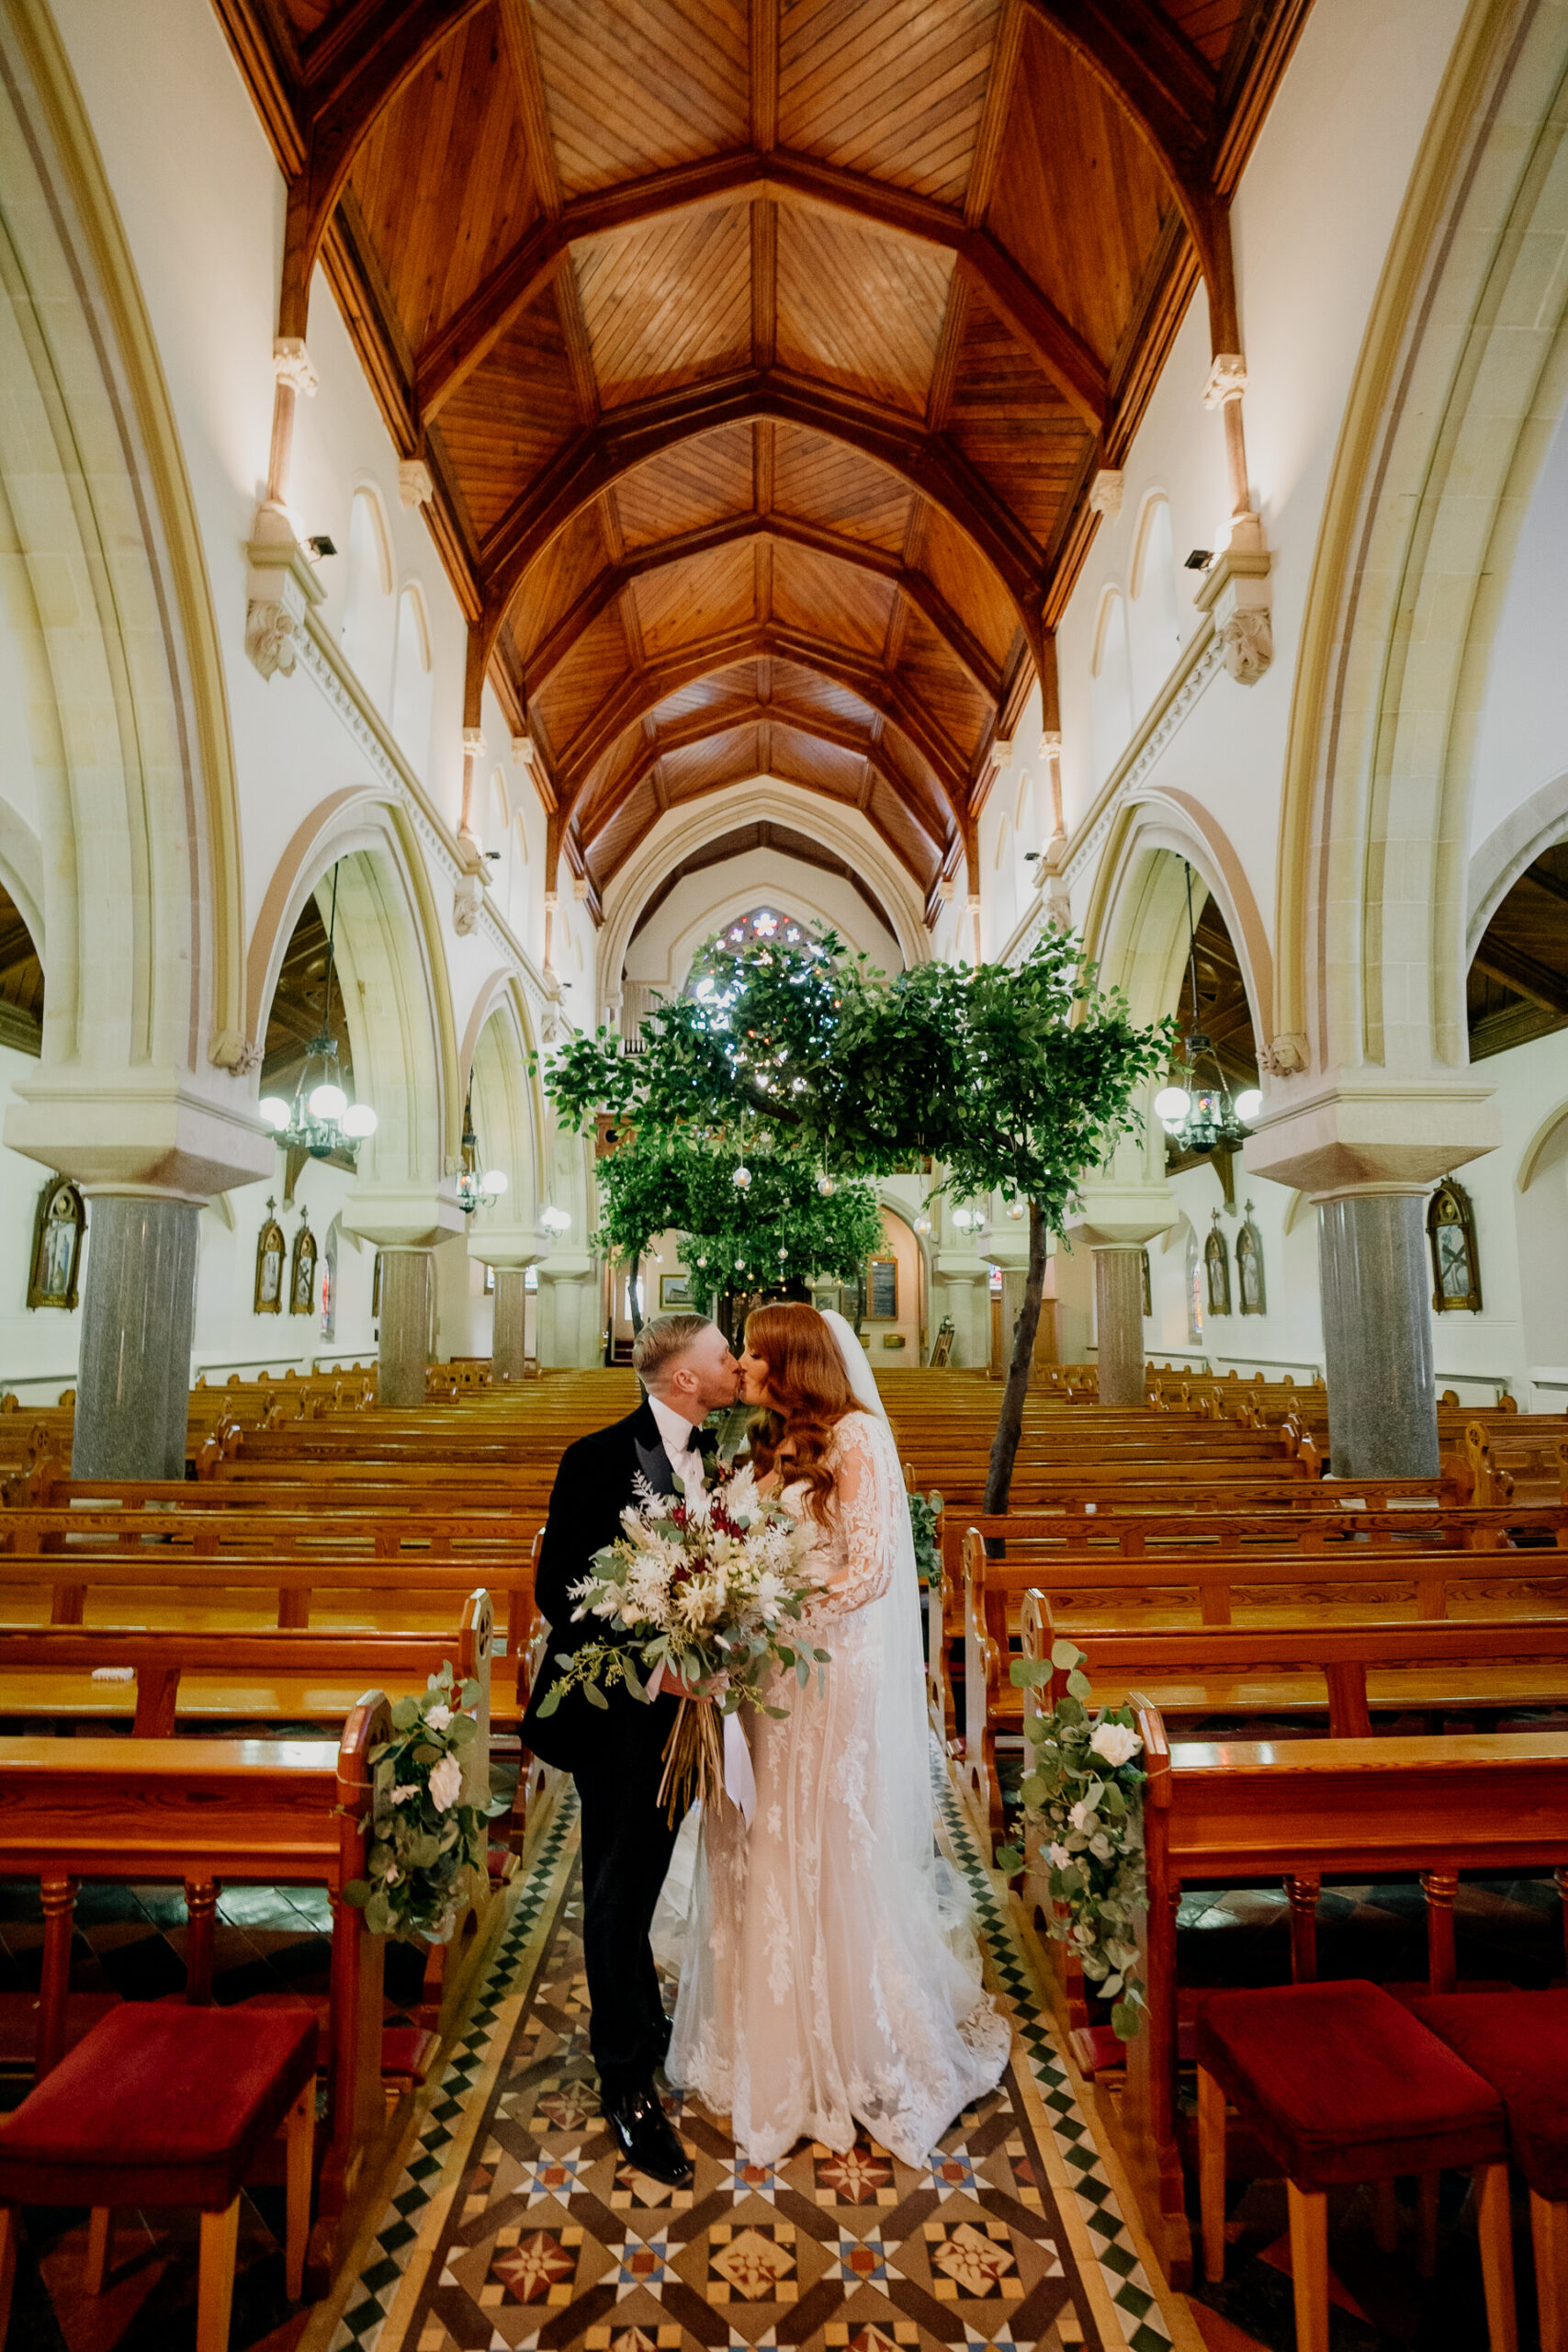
[1019, 0, 1226, 313]
[524, 514, 1002, 705]
[414, 151, 1107, 431]
[556, 622, 969, 823]
[478, 370, 1044, 671]
[267, 0, 490, 336]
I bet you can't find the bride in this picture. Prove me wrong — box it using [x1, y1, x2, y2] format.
[667, 1301, 1010, 2166]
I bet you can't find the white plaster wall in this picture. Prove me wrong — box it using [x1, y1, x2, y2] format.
[44, 0, 561, 1031]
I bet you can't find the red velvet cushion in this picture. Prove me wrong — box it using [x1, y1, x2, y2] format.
[1405, 1992, 1568, 2199]
[0, 2003, 317, 2212]
[1196, 1980, 1506, 2189]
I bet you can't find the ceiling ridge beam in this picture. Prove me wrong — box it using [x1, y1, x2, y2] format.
[751, 0, 779, 153]
[477, 368, 1045, 670]
[557, 621, 968, 820]
[523, 513, 1001, 703]
[414, 148, 1105, 431]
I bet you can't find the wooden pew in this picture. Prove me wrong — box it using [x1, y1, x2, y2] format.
[957, 1530, 1568, 1849]
[1114, 1708, 1568, 2287]
[0, 1701, 391, 2267]
[0, 1556, 536, 1718]
[928, 1504, 1568, 1755]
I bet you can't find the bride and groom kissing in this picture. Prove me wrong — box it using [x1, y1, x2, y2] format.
[520, 1303, 1009, 2188]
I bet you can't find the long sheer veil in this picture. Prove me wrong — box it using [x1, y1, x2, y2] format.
[818, 1310, 963, 1909]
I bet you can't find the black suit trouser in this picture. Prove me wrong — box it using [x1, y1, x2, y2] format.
[573, 1741, 683, 2098]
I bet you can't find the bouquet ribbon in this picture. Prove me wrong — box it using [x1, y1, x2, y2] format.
[723, 1711, 756, 1825]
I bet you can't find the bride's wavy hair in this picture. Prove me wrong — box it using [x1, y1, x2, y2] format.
[745, 1302, 856, 1526]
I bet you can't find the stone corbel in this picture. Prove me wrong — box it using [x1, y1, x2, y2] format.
[272, 337, 319, 398]
[453, 873, 485, 935]
[208, 1031, 263, 1076]
[399, 458, 434, 509]
[1260, 1032, 1310, 1078]
[244, 501, 324, 681]
[1195, 511, 1273, 685]
[1088, 469, 1124, 520]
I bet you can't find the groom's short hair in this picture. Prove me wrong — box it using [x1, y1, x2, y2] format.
[632, 1312, 715, 1388]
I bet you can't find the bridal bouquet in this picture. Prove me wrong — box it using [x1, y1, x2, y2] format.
[536, 1462, 829, 1819]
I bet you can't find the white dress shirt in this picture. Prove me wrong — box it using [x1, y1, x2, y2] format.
[648, 1393, 706, 1495]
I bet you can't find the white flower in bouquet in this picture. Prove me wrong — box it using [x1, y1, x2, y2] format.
[1089, 1720, 1142, 1768]
[427, 1754, 464, 1813]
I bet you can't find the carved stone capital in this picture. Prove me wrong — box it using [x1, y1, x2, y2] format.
[399, 458, 434, 508]
[1039, 729, 1063, 756]
[572, 873, 591, 900]
[1195, 528, 1273, 686]
[936, 876, 955, 902]
[1202, 351, 1248, 409]
[272, 337, 319, 397]
[1088, 468, 1124, 519]
[512, 732, 536, 768]
[453, 874, 483, 935]
[462, 725, 487, 761]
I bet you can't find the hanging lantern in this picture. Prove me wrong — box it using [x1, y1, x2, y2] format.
[817, 1174, 835, 1195]
[732, 1164, 752, 1190]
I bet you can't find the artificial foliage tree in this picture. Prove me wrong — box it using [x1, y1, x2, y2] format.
[595, 1125, 885, 1330]
[545, 928, 1171, 1506]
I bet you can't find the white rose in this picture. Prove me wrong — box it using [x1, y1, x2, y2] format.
[1089, 1721, 1142, 1768]
[1046, 1841, 1072, 1870]
[1068, 1796, 1095, 1832]
[424, 1702, 452, 1732]
[427, 1755, 464, 1813]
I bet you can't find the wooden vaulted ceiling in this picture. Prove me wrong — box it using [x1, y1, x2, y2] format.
[216, 0, 1312, 919]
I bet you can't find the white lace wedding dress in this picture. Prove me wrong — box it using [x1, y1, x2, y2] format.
[666, 1405, 1010, 2165]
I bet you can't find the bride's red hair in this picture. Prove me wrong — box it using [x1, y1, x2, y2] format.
[745, 1302, 856, 1524]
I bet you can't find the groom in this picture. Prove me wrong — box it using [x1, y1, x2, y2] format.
[521, 1312, 741, 2187]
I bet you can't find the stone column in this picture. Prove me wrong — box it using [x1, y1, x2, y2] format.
[536, 1252, 599, 1366]
[492, 1269, 529, 1382]
[1071, 1180, 1176, 1407]
[1093, 1245, 1148, 1408]
[1245, 1076, 1498, 1478]
[73, 1192, 201, 1479]
[1315, 1188, 1438, 1477]
[931, 1258, 988, 1366]
[378, 1248, 434, 1408]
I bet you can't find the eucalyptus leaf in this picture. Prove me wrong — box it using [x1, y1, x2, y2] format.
[584, 1681, 610, 1710]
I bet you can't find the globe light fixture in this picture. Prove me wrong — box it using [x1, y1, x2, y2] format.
[1156, 862, 1261, 1159]
[732, 1163, 752, 1190]
[913, 1214, 932, 1237]
[261, 865, 376, 1162]
[1007, 1200, 1025, 1220]
[540, 1204, 571, 1235]
[952, 1206, 976, 1231]
[817, 1174, 836, 1195]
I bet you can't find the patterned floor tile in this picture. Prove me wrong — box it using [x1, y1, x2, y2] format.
[316, 1742, 1186, 2352]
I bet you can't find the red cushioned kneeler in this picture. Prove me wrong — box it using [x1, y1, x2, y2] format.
[0, 2003, 317, 2211]
[1195, 1979, 1506, 2188]
[1406, 1992, 1568, 2200]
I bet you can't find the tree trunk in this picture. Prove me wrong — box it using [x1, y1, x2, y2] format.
[628, 1251, 643, 1335]
[982, 1199, 1046, 1516]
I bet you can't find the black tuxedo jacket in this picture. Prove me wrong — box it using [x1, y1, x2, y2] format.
[520, 1397, 717, 1775]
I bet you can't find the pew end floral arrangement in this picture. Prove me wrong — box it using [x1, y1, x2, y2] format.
[536, 1460, 828, 1820]
[998, 1640, 1148, 2040]
[344, 1662, 488, 1943]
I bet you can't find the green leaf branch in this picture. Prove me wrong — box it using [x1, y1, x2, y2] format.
[344, 1663, 489, 1944]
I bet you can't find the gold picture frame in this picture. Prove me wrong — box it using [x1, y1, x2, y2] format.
[254, 1198, 286, 1316]
[289, 1217, 318, 1316]
[660, 1272, 694, 1309]
[1237, 1206, 1266, 1315]
[28, 1177, 85, 1311]
[1428, 1177, 1481, 1312]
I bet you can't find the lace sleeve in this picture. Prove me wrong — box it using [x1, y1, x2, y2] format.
[820, 1413, 903, 1615]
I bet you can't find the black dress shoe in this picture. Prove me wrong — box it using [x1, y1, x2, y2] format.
[604, 2082, 693, 2188]
[652, 2012, 672, 2062]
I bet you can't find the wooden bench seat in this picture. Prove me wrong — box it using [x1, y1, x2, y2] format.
[1108, 1710, 1568, 2288]
[0, 1704, 392, 2271]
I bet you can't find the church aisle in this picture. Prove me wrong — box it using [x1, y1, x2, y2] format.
[310, 1756, 1187, 2352]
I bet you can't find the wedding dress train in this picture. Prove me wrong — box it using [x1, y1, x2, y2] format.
[666, 1403, 1010, 2166]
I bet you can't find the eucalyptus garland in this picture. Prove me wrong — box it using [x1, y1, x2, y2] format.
[908, 1488, 943, 1587]
[344, 1664, 489, 1943]
[998, 1640, 1148, 2040]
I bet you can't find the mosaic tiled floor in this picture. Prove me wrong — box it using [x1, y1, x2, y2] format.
[314, 1751, 1184, 2352]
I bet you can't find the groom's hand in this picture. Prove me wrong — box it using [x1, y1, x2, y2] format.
[649, 1661, 714, 1702]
